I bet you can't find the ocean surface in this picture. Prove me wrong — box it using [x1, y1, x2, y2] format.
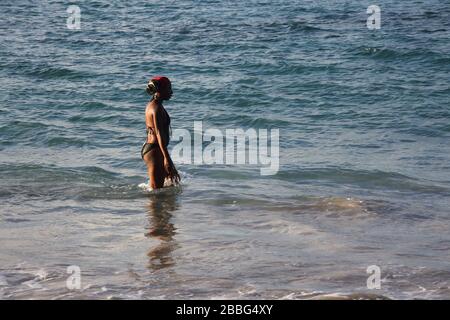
[1, 0, 449, 299]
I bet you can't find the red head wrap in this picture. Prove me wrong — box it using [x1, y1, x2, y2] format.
[151, 76, 171, 91]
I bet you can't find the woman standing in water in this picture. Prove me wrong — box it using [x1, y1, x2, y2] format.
[141, 76, 180, 189]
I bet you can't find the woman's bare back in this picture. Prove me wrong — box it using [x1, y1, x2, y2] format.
[145, 101, 170, 145]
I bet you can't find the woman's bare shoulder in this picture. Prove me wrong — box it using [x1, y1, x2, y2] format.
[145, 101, 158, 114]
[147, 101, 161, 112]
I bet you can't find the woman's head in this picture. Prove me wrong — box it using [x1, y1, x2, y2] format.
[146, 76, 173, 101]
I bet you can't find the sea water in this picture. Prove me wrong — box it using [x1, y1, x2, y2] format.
[0, 0, 449, 299]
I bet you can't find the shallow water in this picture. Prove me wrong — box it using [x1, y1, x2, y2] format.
[1, 0, 450, 299]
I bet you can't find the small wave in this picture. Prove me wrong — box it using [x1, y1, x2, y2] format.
[8, 61, 94, 80]
[256, 20, 327, 33]
[61, 101, 113, 112]
[395, 126, 448, 138]
[45, 136, 88, 147]
[31, 66, 88, 79]
[77, 177, 183, 200]
[2, 218, 31, 223]
[0, 120, 50, 137]
[349, 46, 445, 63]
[0, 121, 89, 147]
[68, 113, 121, 124]
[302, 196, 370, 217]
[252, 196, 379, 219]
[274, 167, 450, 194]
[288, 21, 324, 32]
[255, 219, 320, 236]
[306, 292, 390, 300]
[0, 163, 120, 190]
[1, 127, 80, 148]
[419, 28, 448, 34]
[0, 264, 70, 299]
[0, 163, 186, 201]
[208, 112, 292, 128]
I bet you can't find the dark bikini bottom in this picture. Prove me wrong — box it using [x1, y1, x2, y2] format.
[141, 142, 158, 159]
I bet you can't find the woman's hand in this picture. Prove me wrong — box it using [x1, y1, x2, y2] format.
[164, 157, 171, 176]
[164, 157, 181, 184]
[171, 166, 181, 184]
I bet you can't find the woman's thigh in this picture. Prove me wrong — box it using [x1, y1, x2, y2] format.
[144, 150, 165, 188]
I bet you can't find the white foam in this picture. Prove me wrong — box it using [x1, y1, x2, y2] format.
[138, 178, 182, 194]
[35, 269, 48, 280]
[257, 219, 319, 236]
[138, 182, 153, 192]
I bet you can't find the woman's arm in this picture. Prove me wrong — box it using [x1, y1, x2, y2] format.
[152, 107, 180, 183]
[151, 107, 170, 161]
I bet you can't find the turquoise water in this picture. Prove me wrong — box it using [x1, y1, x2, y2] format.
[0, 0, 449, 299]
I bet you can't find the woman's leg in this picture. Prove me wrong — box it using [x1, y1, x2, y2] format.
[144, 150, 165, 189]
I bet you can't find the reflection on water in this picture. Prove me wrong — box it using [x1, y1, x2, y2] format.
[145, 190, 181, 271]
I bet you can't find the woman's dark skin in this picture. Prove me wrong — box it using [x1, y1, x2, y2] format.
[143, 83, 180, 189]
